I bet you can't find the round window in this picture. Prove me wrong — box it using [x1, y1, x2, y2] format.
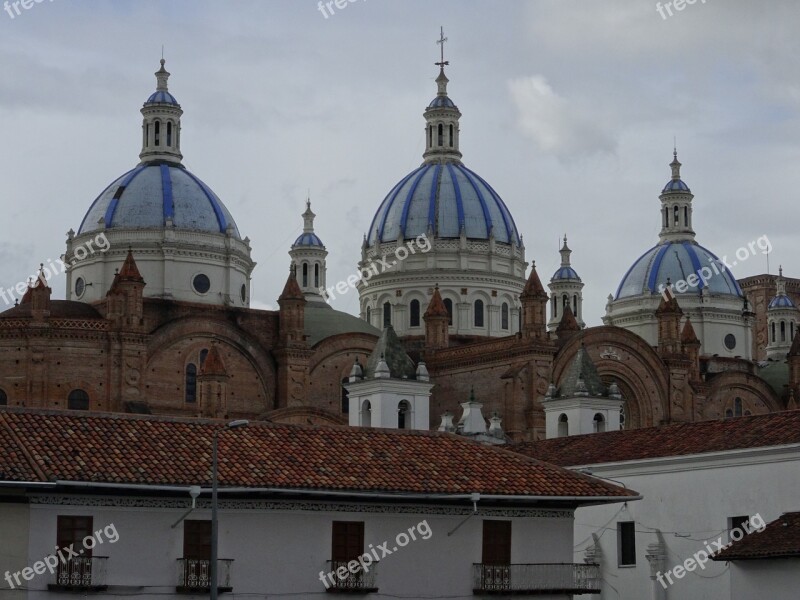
[75, 277, 86, 298]
[724, 334, 736, 350]
[240, 283, 247, 303]
[192, 274, 211, 295]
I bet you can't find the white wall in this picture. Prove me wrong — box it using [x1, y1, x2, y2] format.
[16, 496, 579, 600]
[729, 559, 800, 600]
[570, 445, 800, 600]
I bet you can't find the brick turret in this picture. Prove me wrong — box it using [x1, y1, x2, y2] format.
[520, 262, 548, 341]
[424, 285, 449, 350]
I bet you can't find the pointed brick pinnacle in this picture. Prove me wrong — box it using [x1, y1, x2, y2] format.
[556, 302, 580, 333]
[425, 285, 449, 318]
[280, 265, 304, 301]
[523, 262, 548, 298]
[681, 317, 700, 345]
[199, 344, 227, 377]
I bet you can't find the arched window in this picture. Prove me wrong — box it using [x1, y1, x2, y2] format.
[314, 264, 320, 288]
[619, 406, 626, 430]
[449, 124, 454, 147]
[734, 397, 743, 417]
[573, 295, 578, 317]
[398, 400, 411, 430]
[361, 400, 372, 427]
[552, 296, 558, 319]
[437, 123, 444, 146]
[366, 306, 371, 324]
[562, 294, 568, 310]
[781, 321, 786, 342]
[154, 120, 161, 146]
[199, 349, 209, 367]
[383, 302, 391, 327]
[67, 389, 90, 411]
[792, 322, 795, 341]
[725, 409, 733, 419]
[771, 322, 776, 343]
[593, 413, 606, 433]
[474, 300, 484, 327]
[185, 364, 197, 403]
[684, 206, 688, 226]
[663, 207, 668, 228]
[302, 263, 308, 288]
[167, 122, 173, 146]
[501, 303, 509, 330]
[410, 299, 421, 327]
[673, 205, 679, 225]
[443, 298, 454, 326]
[557, 414, 568, 438]
[428, 125, 433, 148]
[0, 388, 7, 406]
[144, 124, 149, 148]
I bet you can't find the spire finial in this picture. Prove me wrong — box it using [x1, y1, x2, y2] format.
[435, 26, 449, 71]
[670, 144, 682, 180]
[780, 265, 783, 277]
[155, 57, 170, 92]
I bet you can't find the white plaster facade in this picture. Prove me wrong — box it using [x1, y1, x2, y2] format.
[569, 444, 800, 600]
[2, 493, 582, 600]
[345, 377, 432, 430]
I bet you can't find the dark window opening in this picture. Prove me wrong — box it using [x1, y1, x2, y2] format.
[314, 264, 320, 289]
[154, 121, 161, 146]
[0, 388, 6, 406]
[482, 521, 511, 565]
[618, 522, 636, 566]
[449, 124, 454, 147]
[332, 521, 364, 563]
[501, 303, 509, 330]
[67, 389, 89, 411]
[185, 364, 197, 403]
[443, 298, 454, 326]
[398, 400, 411, 430]
[167, 122, 173, 146]
[474, 299, 484, 328]
[437, 123, 444, 146]
[302, 263, 308, 288]
[383, 302, 391, 327]
[410, 299, 421, 327]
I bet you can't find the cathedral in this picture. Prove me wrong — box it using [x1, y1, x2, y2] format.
[1, 55, 798, 442]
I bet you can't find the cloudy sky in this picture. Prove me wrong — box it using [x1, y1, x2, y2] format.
[1, 0, 799, 324]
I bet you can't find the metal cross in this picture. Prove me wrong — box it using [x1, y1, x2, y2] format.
[435, 26, 449, 69]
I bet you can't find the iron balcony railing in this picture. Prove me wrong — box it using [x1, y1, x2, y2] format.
[326, 560, 378, 593]
[176, 558, 233, 592]
[49, 556, 108, 591]
[472, 563, 601, 594]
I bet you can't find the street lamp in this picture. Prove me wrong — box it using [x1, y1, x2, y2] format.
[211, 419, 248, 600]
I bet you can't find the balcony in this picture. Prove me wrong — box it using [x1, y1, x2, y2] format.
[325, 560, 378, 593]
[176, 558, 234, 594]
[47, 557, 108, 592]
[473, 563, 601, 595]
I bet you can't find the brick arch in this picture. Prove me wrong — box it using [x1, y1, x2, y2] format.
[553, 327, 670, 428]
[145, 317, 276, 412]
[262, 405, 347, 426]
[704, 372, 782, 420]
[308, 333, 377, 415]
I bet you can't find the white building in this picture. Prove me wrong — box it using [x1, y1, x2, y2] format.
[513, 410, 800, 600]
[0, 407, 636, 600]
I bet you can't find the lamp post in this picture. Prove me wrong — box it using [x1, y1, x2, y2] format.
[211, 419, 248, 600]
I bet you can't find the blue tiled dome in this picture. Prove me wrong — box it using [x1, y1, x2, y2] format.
[769, 295, 796, 309]
[428, 96, 456, 108]
[552, 266, 580, 281]
[78, 163, 241, 239]
[146, 90, 180, 105]
[662, 179, 691, 193]
[616, 241, 743, 299]
[367, 162, 521, 245]
[293, 232, 324, 248]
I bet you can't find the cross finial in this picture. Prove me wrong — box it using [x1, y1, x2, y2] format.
[435, 26, 449, 70]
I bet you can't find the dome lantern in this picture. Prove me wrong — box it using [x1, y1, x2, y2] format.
[139, 59, 183, 165]
[422, 28, 462, 164]
[659, 148, 695, 242]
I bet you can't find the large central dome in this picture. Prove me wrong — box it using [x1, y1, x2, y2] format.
[367, 162, 521, 245]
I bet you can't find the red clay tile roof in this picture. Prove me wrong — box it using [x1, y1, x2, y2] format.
[0, 408, 635, 501]
[512, 410, 800, 466]
[0, 300, 103, 320]
[712, 512, 800, 561]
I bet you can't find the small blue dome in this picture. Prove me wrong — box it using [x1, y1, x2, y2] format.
[428, 96, 456, 108]
[79, 163, 240, 239]
[552, 266, 580, 281]
[367, 162, 521, 245]
[293, 232, 325, 248]
[769, 295, 796, 309]
[662, 179, 691, 193]
[146, 90, 180, 105]
[616, 241, 743, 300]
